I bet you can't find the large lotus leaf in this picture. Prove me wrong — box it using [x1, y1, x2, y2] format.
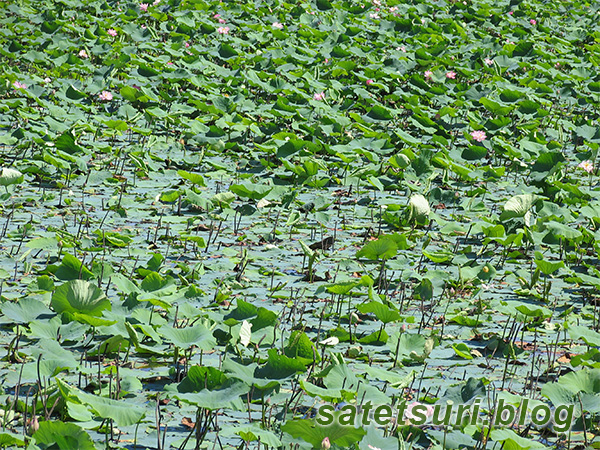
[356, 236, 397, 260]
[541, 369, 600, 414]
[571, 349, 600, 368]
[452, 342, 474, 359]
[33, 421, 95, 450]
[414, 278, 434, 301]
[54, 253, 95, 281]
[80, 393, 145, 426]
[140, 271, 168, 292]
[55, 129, 85, 154]
[357, 364, 415, 388]
[439, 377, 486, 405]
[357, 301, 401, 324]
[568, 326, 600, 347]
[422, 249, 455, 263]
[462, 145, 487, 161]
[1, 298, 53, 324]
[231, 425, 282, 447]
[51, 280, 110, 316]
[299, 379, 346, 402]
[581, 203, 600, 222]
[281, 417, 365, 448]
[229, 182, 272, 200]
[358, 329, 389, 345]
[160, 323, 216, 351]
[542, 368, 600, 397]
[255, 349, 307, 379]
[221, 358, 280, 391]
[358, 425, 399, 450]
[225, 298, 258, 321]
[490, 429, 547, 450]
[325, 280, 360, 295]
[177, 169, 205, 186]
[284, 330, 320, 363]
[532, 151, 565, 173]
[544, 221, 582, 241]
[364, 105, 393, 121]
[0, 432, 24, 447]
[323, 362, 360, 391]
[30, 339, 78, 376]
[514, 304, 552, 319]
[251, 307, 277, 331]
[480, 97, 514, 116]
[388, 333, 434, 365]
[171, 380, 250, 411]
[169, 365, 228, 393]
[500, 194, 542, 221]
[534, 257, 564, 275]
[56, 379, 145, 427]
[429, 430, 477, 450]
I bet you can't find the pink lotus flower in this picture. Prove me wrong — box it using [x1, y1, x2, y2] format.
[272, 22, 284, 29]
[43, 77, 52, 84]
[107, 29, 117, 37]
[530, 19, 537, 25]
[213, 13, 221, 18]
[217, 26, 229, 34]
[424, 70, 433, 80]
[321, 437, 331, 450]
[140, 3, 148, 11]
[484, 58, 493, 66]
[313, 92, 325, 101]
[152, 0, 160, 4]
[13, 81, 26, 89]
[471, 130, 487, 142]
[446, 70, 457, 79]
[366, 79, 373, 85]
[405, 402, 435, 420]
[185, 41, 190, 48]
[578, 160, 594, 173]
[508, 11, 513, 15]
[78, 49, 88, 58]
[218, 18, 226, 23]
[369, 12, 380, 19]
[99, 91, 113, 101]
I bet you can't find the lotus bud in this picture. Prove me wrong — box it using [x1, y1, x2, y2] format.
[407, 194, 430, 225]
[27, 415, 39, 435]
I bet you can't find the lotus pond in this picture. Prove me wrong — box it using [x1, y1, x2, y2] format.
[1, 0, 600, 448]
